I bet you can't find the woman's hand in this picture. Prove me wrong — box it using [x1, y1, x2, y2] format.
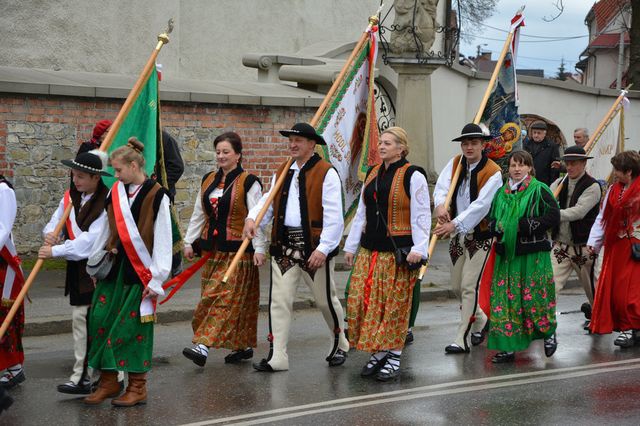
[38, 246, 53, 259]
[142, 286, 158, 299]
[254, 253, 266, 267]
[406, 251, 422, 265]
[183, 246, 195, 261]
[344, 252, 355, 267]
[44, 232, 60, 246]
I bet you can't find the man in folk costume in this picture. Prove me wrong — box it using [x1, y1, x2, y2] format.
[433, 123, 503, 354]
[549, 146, 602, 329]
[0, 174, 25, 389]
[38, 150, 111, 394]
[243, 122, 349, 372]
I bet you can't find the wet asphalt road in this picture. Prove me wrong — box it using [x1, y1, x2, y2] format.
[4, 293, 640, 425]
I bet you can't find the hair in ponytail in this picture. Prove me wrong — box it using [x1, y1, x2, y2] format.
[110, 137, 146, 169]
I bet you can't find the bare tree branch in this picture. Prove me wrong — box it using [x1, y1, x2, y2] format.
[543, 0, 565, 23]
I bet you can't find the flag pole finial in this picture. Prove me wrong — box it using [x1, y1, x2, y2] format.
[157, 18, 175, 48]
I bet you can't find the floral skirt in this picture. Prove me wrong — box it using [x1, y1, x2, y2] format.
[488, 251, 557, 352]
[346, 249, 417, 352]
[191, 251, 259, 350]
[88, 263, 154, 373]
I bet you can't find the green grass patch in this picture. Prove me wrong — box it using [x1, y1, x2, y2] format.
[21, 257, 67, 271]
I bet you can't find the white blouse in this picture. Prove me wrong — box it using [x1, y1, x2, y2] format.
[0, 182, 17, 249]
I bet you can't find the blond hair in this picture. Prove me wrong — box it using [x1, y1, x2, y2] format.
[381, 126, 409, 158]
[110, 137, 145, 169]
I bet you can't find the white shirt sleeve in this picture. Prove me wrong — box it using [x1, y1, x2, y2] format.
[587, 187, 609, 252]
[410, 171, 431, 258]
[316, 168, 344, 256]
[247, 181, 268, 254]
[560, 182, 601, 222]
[433, 158, 454, 208]
[183, 188, 205, 246]
[248, 173, 276, 229]
[0, 183, 17, 249]
[452, 170, 503, 234]
[344, 185, 366, 254]
[43, 197, 65, 238]
[88, 209, 111, 259]
[51, 211, 107, 261]
[147, 195, 172, 296]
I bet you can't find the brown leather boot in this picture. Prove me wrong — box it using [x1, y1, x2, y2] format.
[111, 373, 147, 407]
[83, 371, 121, 405]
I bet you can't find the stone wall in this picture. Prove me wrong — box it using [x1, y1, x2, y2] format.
[0, 94, 314, 254]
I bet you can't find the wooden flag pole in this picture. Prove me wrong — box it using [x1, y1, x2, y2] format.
[417, 15, 519, 280]
[553, 84, 632, 197]
[0, 21, 174, 340]
[222, 13, 381, 283]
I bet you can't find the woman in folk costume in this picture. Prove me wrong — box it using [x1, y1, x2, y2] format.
[84, 137, 171, 407]
[0, 174, 25, 389]
[587, 151, 640, 347]
[181, 132, 266, 366]
[485, 151, 560, 363]
[344, 127, 430, 381]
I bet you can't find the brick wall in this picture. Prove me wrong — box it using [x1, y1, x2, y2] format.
[0, 94, 314, 253]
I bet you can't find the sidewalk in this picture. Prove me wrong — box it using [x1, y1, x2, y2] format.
[21, 240, 580, 336]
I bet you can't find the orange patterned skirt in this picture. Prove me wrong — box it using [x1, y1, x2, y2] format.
[346, 248, 418, 352]
[191, 251, 259, 350]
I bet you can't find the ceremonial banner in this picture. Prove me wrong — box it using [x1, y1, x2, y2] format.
[103, 67, 159, 187]
[480, 12, 525, 173]
[587, 99, 627, 183]
[316, 27, 380, 222]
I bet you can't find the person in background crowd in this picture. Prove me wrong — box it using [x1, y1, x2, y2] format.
[523, 121, 561, 186]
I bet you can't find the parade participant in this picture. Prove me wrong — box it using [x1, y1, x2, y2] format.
[587, 151, 640, 347]
[84, 137, 171, 406]
[433, 123, 502, 354]
[550, 146, 601, 329]
[343, 127, 430, 381]
[243, 122, 349, 372]
[181, 132, 265, 367]
[38, 151, 110, 394]
[78, 120, 112, 154]
[486, 151, 560, 363]
[0, 175, 25, 389]
[523, 121, 561, 186]
[573, 128, 589, 148]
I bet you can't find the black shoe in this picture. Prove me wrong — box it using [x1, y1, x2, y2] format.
[544, 334, 558, 357]
[581, 302, 592, 320]
[614, 331, 635, 348]
[361, 354, 388, 377]
[57, 380, 92, 395]
[183, 346, 207, 367]
[375, 352, 401, 382]
[445, 343, 469, 354]
[471, 322, 489, 346]
[224, 348, 254, 364]
[327, 349, 348, 367]
[253, 359, 275, 372]
[583, 320, 591, 331]
[404, 330, 414, 346]
[0, 370, 25, 389]
[491, 351, 515, 363]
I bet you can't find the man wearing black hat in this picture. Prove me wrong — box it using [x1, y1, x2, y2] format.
[433, 123, 503, 354]
[550, 146, 602, 329]
[38, 150, 111, 394]
[523, 121, 561, 186]
[243, 122, 349, 372]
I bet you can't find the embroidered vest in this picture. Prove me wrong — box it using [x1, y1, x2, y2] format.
[270, 154, 336, 259]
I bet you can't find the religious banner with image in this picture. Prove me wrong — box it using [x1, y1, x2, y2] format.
[316, 26, 380, 223]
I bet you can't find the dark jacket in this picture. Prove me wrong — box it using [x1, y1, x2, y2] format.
[523, 137, 561, 186]
[157, 130, 184, 198]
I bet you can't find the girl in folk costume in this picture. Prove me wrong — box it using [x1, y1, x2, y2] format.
[344, 127, 430, 381]
[0, 174, 25, 389]
[181, 132, 266, 366]
[84, 138, 171, 407]
[587, 151, 640, 347]
[484, 151, 560, 364]
[38, 150, 110, 395]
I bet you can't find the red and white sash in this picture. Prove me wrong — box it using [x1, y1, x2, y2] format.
[111, 181, 156, 321]
[1, 237, 25, 306]
[63, 190, 82, 240]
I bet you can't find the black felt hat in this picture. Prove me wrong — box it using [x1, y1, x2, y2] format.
[452, 123, 492, 142]
[61, 150, 111, 176]
[562, 145, 593, 161]
[279, 122, 326, 145]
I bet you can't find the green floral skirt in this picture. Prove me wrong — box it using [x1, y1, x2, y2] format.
[88, 264, 154, 373]
[487, 251, 557, 352]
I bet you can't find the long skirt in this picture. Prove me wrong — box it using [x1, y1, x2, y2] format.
[488, 251, 557, 352]
[0, 300, 24, 370]
[191, 251, 259, 350]
[346, 249, 417, 352]
[590, 237, 640, 334]
[88, 263, 154, 373]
